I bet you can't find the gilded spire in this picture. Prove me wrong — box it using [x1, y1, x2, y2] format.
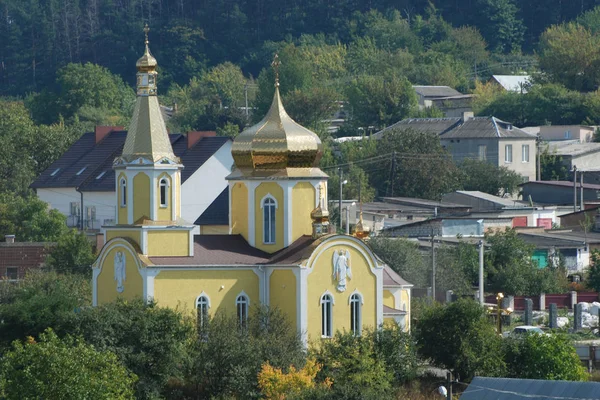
[136, 24, 157, 73]
[271, 54, 281, 87]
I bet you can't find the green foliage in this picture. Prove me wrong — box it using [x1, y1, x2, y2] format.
[368, 236, 429, 288]
[372, 327, 419, 384]
[312, 331, 394, 399]
[185, 305, 305, 399]
[540, 145, 570, 181]
[0, 329, 137, 399]
[586, 249, 600, 292]
[72, 299, 194, 400]
[0, 193, 67, 242]
[415, 298, 505, 380]
[435, 242, 480, 295]
[46, 229, 96, 276]
[503, 333, 588, 381]
[459, 158, 524, 196]
[0, 271, 91, 350]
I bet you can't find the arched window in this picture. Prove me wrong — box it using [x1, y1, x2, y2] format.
[120, 178, 127, 207]
[262, 196, 276, 244]
[159, 178, 168, 207]
[321, 294, 333, 338]
[236, 294, 249, 327]
[350, 293, 362, 336]
[196, 294, 210, 329]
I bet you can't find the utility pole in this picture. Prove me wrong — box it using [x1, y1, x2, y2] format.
[478, 240, 484, 306]
[431, 229, 436, 301]
[446, 372, 453, 400]
[580, 171, 585, 211]
[339, 168, 343, 232]
[390, 151, 396, 197]
[536, 135, 541, 181]
[573, 165, 578, 213]
[244, 83, 249, 116]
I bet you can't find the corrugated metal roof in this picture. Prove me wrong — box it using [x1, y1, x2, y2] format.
[520, 181, 600, 190]
[549, 141, 600, 157]
[491, 75, 531, 92]
[374, 118, 460, 138]
[413, 85, 463, 98]
[441, 117, 535, 139]
[454, 191, 526, 207]
[460, 377, 600, 400]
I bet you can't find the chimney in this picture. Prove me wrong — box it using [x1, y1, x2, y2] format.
[187, 131, 216, 149]
[95, 126, 124, 144]
[462, 111, 474, 122]
[96, 233, 105, 251]
[5, 234, 15, 244]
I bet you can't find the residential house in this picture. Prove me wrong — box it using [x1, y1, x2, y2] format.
[412, 85, 473, 118]
[0, 235, 53, 281]
[381, 217, 512, 238]
[375, 115, 537, 181]
[490, 75, 531, 93]
[539, 125, 596, 143]
[31, 127, 233, 234]
[545, 141, 600, 173]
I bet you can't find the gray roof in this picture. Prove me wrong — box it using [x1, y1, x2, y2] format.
[374, 118, 460, 138]
[440, 117, 535, 139]
[383, 265, 412, 287]
[413, 85, 463, 98]
[548, 141, 600, 158]
[452, 191, 528, 207]
[520, 180, 600, 190]
[491, 75, 531, 92]
[460, 377, 600, 400]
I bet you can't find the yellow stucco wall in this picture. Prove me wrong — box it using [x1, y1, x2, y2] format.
[117, 173, 127, 224]
[401, 289, 411, 331]
[157, 173, 172, 221]
[231, 183, 248, 240]
[292, 182, 315, 242]
[153, 269, 259, 315]
[133, 172, 151, 222]
[201, 225, 229, 234]
[255, 182, 284, 253]
[307, 241, 377, 341]
[105, 229, 140, 246]
[147, 230, 189, 256]
[270, 270, 297, 327]
[97, 243, 143, 305]
[383, 290, 395, 308]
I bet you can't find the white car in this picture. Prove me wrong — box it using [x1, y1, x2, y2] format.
[503, 325, 546, 338]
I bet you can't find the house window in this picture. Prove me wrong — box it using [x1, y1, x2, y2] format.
[159, 178, 168, 207]
[350, 293, 362, 336]
[478, 145, 487, 161]
[236, 294, 249, 327]
[120, 178, 127, 207]
[262, 197, 276, 244]
[6, 267, 18, 281]
[522, 144, 530, 163]
[505, 144, 513, 163]
[321, 294, 333, 338]
[69, 202, 80, 216]
[565, 130, 571, 139]
[196, 294, 210, 329]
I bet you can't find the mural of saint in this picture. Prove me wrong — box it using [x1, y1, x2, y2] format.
[333, 249, 352, 292]
[114, 251, 126, 293]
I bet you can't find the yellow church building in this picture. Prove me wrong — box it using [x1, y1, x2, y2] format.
[92, 27, 412, 343]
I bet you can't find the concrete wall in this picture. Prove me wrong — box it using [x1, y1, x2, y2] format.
[497, 138, 537, 181]
[539, 125, 594, 143]
[442, 137, 499, 167]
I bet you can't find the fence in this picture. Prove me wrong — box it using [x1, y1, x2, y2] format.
[484, 292, 599, 311]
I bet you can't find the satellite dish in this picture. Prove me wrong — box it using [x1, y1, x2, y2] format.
[438, 386, 447, 397]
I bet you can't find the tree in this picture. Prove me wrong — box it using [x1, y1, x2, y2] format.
[503, 334, 587, 381]
[312, 331, 394, 399]
[0, 193, 67, 242]
[459, 158, 524, 196]
[415, 299, 505, 380]
[368, 236, 429, 288]
[435, 242, 480, 295]
[372, 326, 419, 384]
[0, 271, 91, 351]
[258, 358, 330, 400]
[476, 0, 525, 53]
[72, 299, 194, 400]
[586, 249, 600, 292]
[46, 229, 96, 275]
[540, 145, 569, 181]
[0, 329, 136, 400]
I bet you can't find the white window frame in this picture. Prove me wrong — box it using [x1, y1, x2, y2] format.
[522, 144, 530, 163]
[195, 292, 211, 328]
[159, 178, 169, 208]
[505, 144, 513, 163]
[236, 292, 249, 327]
[261, 195, 278, 244]
[478, 144, 487, 161]
[349, 292, 364, 336]
[320, 292, 334, 338]
[120, 178, 127, 207]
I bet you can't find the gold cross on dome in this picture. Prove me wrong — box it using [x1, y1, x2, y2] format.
[271, 54, 281, 86]
[143, 23, 150, 45]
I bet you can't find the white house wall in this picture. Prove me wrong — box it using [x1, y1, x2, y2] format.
[36, 188, 80, 219]
[180, 141, 233, 223]
[83, 191, 117, 227]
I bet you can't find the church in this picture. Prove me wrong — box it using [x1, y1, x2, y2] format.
[92, 26, 412, 344]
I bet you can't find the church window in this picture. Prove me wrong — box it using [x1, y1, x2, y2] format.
[196, 294, 210, 329]
[321, 294, 333, 338]
[120, 178, 127, 207]
[350, 293, 362, 336]
[236, 294, 249, 327]
[262, 196, 277, 244]
[160, 178, 168, 207]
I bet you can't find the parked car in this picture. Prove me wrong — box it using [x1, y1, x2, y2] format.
[503, 325, 546, 338]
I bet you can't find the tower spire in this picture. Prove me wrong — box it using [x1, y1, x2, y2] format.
[271, 54, 281, 87]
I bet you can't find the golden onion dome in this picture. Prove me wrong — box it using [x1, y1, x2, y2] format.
[136, 24, 157, 71]
[232, 80, 323, 170]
